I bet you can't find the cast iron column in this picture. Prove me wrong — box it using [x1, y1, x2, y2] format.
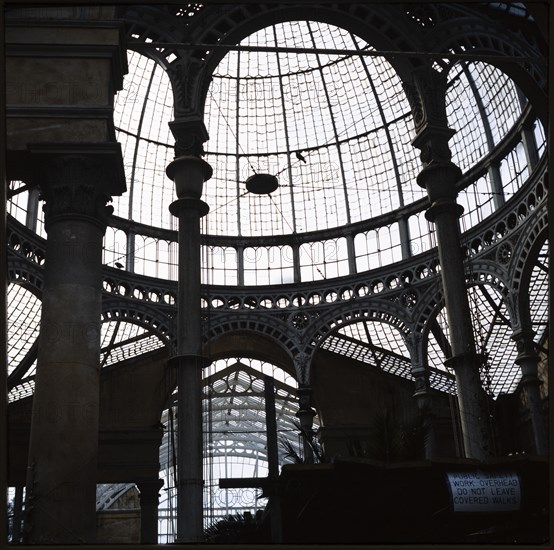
[512, 330, 548, 455]
[414, 139, 494, 461]
[24, 144, 125, 543]
[407, 67, 494, 461]
[167, 155, 211, 543]
[264, 376, 283, 543]
[11, 485, 24, 543]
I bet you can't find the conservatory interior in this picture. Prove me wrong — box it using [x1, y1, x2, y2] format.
[4, 1, 550, 545]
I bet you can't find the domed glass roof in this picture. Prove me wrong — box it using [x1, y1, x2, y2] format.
[110, 19, 533, 251]
[111, 21, 423, 236]
[202, 21, 419, 237]
[6, 12, 548, 404]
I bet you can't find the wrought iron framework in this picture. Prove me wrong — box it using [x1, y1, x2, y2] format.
[5, 2, 549, 541]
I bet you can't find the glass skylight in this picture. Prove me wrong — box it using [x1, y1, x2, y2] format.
[7, 284, 40, 377]
[203, 21, 418, 236]
[104, 20, 541, 291]
[426, 284, 524, 397]
[100, 320, 167, 368]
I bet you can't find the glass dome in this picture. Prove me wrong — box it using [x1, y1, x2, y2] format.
[6, 14, 548, 403]
[107, 19, 544, 288]
[112, 21, 424, 237]
[202, 21, 420, 237]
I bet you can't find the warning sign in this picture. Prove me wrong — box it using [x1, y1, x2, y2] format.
[446, 471, 521, 512]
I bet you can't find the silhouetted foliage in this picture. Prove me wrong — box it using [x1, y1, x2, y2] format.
[204, 510, 268, 543]
[279, 419, 324, 464]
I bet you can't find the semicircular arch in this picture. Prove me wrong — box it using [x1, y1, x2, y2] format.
[307, 298, 413, 354]
[193, 4, 424, 116]
[435, 21, 547, 123]
[101, 302, 174, 345]
[206, 329, 295, 378]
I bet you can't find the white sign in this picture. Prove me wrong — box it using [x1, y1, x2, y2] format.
[446, 471, 521, 512]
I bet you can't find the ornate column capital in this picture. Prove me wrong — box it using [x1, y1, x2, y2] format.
[167, 58, 206, 121]
[293, 351, 311, 385]
[28, 142, 126, 228]
[169, 117, 209, 157]
[405, 65, 450, 137]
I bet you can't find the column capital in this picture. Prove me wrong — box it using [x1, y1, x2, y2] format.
[293, 352, 312, 385]
[169, 118, 209, 157]
[404, 65, 450, 137]
[28, 142, 126, 228]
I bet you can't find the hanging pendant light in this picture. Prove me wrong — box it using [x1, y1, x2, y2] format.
[245, 173, 279, 195]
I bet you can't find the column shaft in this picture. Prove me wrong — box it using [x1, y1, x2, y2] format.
[175, 207, 204, 542]
[138, 480, 163, 544]
[177, 208, 202, 354]
[26, 216, 104, 543]
[296, 385, 317, 463]
[264, 376, 283, 543]
[428, 201, 494, 461]
[12, 485, 24, 543]
[176, 356, 203, 541]
[23, 144, 125, 544]
[521, 362, 548, 455]
[166, 152, 212, 544]
[412, 372, 436, 460]
[513, 332, 548, 455]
